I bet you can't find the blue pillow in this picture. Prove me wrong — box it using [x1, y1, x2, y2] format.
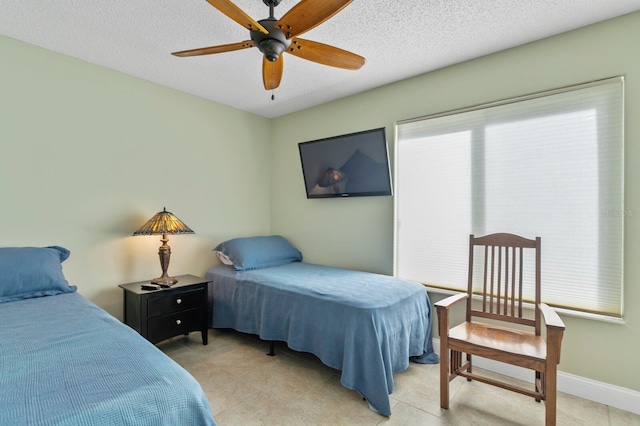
[0, 246, 77, 303]
[213, 236, 303, 271]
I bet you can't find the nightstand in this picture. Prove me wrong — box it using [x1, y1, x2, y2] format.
[119, 274, 210, 345]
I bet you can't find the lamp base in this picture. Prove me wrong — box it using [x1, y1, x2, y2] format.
[151, 275, 178, 286]
[153, 236, 178, 287]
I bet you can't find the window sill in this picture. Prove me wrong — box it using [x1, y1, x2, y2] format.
[421, 284, 625, 324]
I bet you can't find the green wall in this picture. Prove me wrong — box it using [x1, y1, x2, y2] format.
[2, 10, 639, 396]
[0, 35, 272, 317]
[271, 12, 640, 392]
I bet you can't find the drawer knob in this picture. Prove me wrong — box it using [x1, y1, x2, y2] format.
[176, 298, 182, 304]
[176, 319, 182, 325]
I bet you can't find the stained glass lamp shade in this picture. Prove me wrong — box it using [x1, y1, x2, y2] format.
[132, 207, 194, 286]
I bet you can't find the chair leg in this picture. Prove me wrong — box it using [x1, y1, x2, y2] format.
[440, 342, 450, 409]
[466, 353, 472, 381]
[545, 366, 558, 426]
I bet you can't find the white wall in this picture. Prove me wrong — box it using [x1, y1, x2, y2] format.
[271, 12, 640, 393]
[0, 35, 272, 318]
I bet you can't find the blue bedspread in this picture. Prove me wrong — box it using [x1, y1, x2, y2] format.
[0, 292, 216, 426]
[206, 262, 438, 416]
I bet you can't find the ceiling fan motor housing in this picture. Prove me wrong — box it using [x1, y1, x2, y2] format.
[251, 18, 291, 62]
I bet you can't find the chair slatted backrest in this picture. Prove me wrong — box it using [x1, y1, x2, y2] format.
[466, 233, 542, 335]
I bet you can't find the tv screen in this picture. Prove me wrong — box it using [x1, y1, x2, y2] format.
[298, 127, 392, 199]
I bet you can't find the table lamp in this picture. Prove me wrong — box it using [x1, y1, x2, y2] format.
[132, 207, 194, 286]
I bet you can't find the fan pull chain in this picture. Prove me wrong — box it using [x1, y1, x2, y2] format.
[271, 90, 275, 101]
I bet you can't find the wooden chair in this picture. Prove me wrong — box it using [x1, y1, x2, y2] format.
[435, 233, 565, 425]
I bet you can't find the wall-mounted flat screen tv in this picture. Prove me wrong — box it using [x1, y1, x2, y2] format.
[298, 127, 392, 199]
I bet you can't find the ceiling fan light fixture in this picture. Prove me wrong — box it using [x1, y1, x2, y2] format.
[251, 18, 291, 62]
[259, 39, 286, 62]
[263, 0, 282, 7]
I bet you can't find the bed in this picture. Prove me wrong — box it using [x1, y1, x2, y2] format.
[206, 236, 439, 416]
[0, 246, 216, 426]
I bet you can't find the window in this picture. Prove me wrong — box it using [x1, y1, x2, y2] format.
[394, 77, 624, 318]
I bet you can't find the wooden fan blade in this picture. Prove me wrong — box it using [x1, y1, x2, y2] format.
[204, 0, 268, 34]
[275, 0, 352, 39]
[172, 41, 254, 57]
[263, 55, 284, 90]
[286, 38, 365, 70]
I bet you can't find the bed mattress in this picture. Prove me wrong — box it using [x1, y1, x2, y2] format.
[206, 262, 438, 416]
[0, 292, 216, 425]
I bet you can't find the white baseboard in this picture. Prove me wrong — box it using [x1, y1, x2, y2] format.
[432, 338, 640, 415]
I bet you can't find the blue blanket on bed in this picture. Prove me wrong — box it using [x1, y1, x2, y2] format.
[206, 262, 438, 416]
[0, 292, 215, 426]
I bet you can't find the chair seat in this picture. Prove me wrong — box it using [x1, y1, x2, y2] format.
[449, 321, 547, 368]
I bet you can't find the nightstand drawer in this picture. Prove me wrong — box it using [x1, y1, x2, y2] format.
[147, 308, 202, 344]
[147, 286, 204, 317]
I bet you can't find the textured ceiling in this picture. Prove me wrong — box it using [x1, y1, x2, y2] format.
[2, 0, 640, 118]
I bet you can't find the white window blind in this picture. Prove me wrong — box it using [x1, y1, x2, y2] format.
[394, 77, 624, 317]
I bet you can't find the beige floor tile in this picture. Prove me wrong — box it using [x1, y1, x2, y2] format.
[556, 392, 610, 425]
[609, 406, 640, 425]
[237, 350, 335, 406]
[213, 389, 307, 426]
[380, 402, 447, 425]
[286, 372, 384, 425]
[205, 343, 277, 378]
[392, 362, 454, 417]
[160, 329, 640, 426]
[445, 378, 545, 426]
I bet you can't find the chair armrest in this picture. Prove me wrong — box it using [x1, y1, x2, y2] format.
[435, 293, 468, 340]
[539, 303, 565, 330]
[539, 303, 565, 364]
[435, 293, 468, 312]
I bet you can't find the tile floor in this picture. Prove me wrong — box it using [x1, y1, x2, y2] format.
[158, 329, 640, 425]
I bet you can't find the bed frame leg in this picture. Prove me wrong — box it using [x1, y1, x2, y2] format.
[267, 341, 275, 356]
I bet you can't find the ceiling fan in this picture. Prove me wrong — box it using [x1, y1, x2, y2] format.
[172, 0, 366, 91]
